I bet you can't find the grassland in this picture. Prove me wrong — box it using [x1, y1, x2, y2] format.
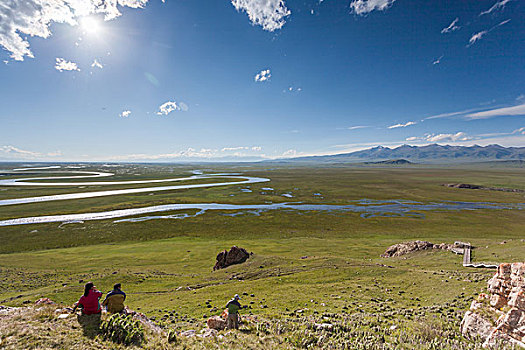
[0, 163, 524, 348]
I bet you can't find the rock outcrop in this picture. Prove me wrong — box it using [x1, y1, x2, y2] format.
[207, 315, 226, 330]
[381, 240, 467, 258]
[213, 246, 250, 270]
[443, 183, 525, 193]
[461, 262, 525, 348]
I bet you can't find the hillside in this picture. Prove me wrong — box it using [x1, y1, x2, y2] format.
[276, 144, 525, 164]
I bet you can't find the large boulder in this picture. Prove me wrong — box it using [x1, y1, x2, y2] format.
[461, 262, 525, 348]
[207, 316, 226, 330]
[213, 246, 250, 270]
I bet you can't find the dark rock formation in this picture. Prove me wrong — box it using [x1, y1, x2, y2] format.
[443, 183, 483, 189]
[213, 246, 250, 270]
[443, 183, 525, 193]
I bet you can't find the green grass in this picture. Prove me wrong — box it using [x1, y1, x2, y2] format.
[0, 164, 524, 348]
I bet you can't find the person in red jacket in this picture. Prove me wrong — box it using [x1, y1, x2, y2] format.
[72, 282, 102, 315]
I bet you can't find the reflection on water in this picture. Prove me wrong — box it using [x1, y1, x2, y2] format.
[1, 200, 524, 227]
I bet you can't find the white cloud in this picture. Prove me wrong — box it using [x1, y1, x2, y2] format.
[423, 107, 487, 120]
[467, 19, 511, 47]
[405, 136, 418, 141]
[221, 146, 262, 152]
[281, 149, 297, 157]
[106, 146, 266, 161]
[426, 132, 470, 143]
[55, 58, 80, 72]
[285, 86, 302, 93]
[91, 59, 103, 69]
[254, 69, 271, 82]
[120, 110, 131, 118]
[0, 145, 61, 159]
[441, 18, 460, 34]
[464, 103, 525, 119]
[512, 127, 525, 135]
[231, 0, 290, 32]
[156, 101, 187, 115]
[480, 0, 513, 16]
[222, 146, 248, 151]
[350, 0, 396, 15]
[108, 148, 217, 161]
[347, 125, 369, 130]
[468, 31, 488, 46]
[432, 55, 443, 65]
[388, 121, 416, 129]
[0, 0, 149, 61]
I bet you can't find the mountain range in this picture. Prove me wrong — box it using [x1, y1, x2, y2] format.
[277, 144, 525, 163]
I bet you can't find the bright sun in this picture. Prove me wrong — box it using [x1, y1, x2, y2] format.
[80, 17, 101, 35]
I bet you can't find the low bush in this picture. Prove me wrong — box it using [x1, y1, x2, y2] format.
[99, 314, 144, 346]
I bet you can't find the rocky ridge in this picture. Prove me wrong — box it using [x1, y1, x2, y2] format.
[381, 240, 470, 258]
[461, 262, 525, 348]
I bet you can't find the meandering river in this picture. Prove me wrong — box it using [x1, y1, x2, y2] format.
[0, 166, 524, 227]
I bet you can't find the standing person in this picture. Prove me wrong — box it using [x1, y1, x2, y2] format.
[225, 294, 241, 329]
[102, 283, 127, 314]
[72, 282, 103, 315]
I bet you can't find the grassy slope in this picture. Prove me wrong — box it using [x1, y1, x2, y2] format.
[0, 164, 524, 348]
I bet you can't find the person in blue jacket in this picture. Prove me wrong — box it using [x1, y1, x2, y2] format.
[102, 283, 126, 314]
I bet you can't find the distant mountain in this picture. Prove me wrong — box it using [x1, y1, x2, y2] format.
[278, 144, 525, 163]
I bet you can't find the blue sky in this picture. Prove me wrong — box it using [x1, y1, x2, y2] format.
[0, 0, 524, 161]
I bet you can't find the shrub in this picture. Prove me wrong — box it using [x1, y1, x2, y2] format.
[167, 329, 177, 344]
[100, 314, 144, 346]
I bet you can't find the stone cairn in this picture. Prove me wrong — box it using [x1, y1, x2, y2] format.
[461, 262, 525, 348]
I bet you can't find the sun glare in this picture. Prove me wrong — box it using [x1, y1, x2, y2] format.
[80, 17, 101, 35]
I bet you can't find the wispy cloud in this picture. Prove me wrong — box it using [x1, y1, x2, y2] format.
[350, 0, 396, 15]
[0, 145, 61, 159]
[91, 59, 103, 69]
[281, 149, 298, 157]
[467, 19, 511, 47]
[55, 58, 80, 72]
[284, 86, 302, 93]
[480, 0, 513, 16]
[120, 110, 131, 118]
[0, 0, 150, 61]
[254, 69, 271, 82]
[156, 101, 188, 115]
[468, 31, 488, 46]
[512, 127, 525, 135]
[422, 107, 488, 120]
[432, 55, 444, 65]
[231, 0, 290, 32]
[441, 18, 460, 34]
[404, 128, 525, 148]
[347, 125, 369, 130]
[464, 103, 525, 119]
[221, 146, 262, 152]
[388, 121, 416, 129]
